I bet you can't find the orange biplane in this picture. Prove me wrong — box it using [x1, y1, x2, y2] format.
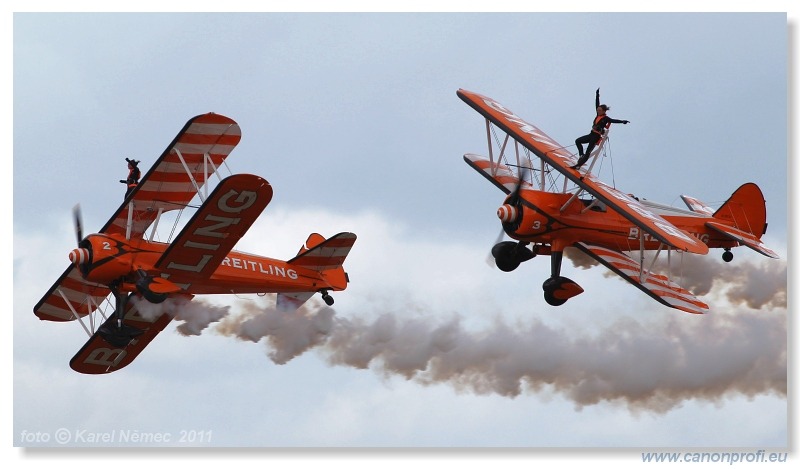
[34, 113, 357, 374]
[459, 89, 777, 314]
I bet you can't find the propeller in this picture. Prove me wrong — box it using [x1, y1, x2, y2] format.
[73, 204, 84, 245]
[485, 163, 531, 267]
[68, 204, 91, 269]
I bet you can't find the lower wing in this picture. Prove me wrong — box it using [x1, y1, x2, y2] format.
[574, 242, 709, 314]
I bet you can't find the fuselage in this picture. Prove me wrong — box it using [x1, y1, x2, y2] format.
[71, 232, 340, 297]
[502, 189, 737, 253]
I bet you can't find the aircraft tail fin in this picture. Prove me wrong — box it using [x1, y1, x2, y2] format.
[704, 183, 778, 259]
[713, 183, 768, 237]
[276, 232, 357, 311]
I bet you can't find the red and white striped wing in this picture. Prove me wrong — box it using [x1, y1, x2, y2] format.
[574, 243, 709, 314]
[463, 153, 533, 195]
[102, 113, 242, 239]
[33, 266, 111, 322]
[34, 113, 241, 323]
[458, 89, 708, 255]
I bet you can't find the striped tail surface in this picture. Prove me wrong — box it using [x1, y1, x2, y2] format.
[276, 232, 357, 311]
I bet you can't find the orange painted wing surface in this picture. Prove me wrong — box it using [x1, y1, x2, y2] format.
[102, 113, 242, 239]
[463, 153, 533, 194]
[69, 298, 178, 374]
[33, 113, 241, 323]
[458, 89, 708, 255]
[575, 242, 709, 314]
[33, 267, 111, 322]
[154, 173, 273, 283]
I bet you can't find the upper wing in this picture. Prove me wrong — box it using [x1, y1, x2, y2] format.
[458, 89, 708, 255]
[154, 173, 273, 283]
[33, 113, 242, 322]
[102, 113, 242, 239]
[574, 242, 709, 314]
[463, 153, 533, 194]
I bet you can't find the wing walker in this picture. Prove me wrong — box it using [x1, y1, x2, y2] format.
[459, 89, 777, 314]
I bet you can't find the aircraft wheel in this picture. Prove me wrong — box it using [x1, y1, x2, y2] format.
[544, 290, 567, 307]
[495, 257, 521, 272]
[491, 241, 524, 272]
[322, 292, 334, 306]
[722, 250, 733, 263]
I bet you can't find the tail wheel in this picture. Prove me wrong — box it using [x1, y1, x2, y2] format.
[722, 249, 733, 262]
[321, 291, 334, 306]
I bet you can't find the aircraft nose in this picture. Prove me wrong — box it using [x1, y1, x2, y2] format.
[497, 204, 518, 223]
[69, 248, 89, 266]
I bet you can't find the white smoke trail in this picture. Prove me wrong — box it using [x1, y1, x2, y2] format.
[215, 300, 334, 364]
[132, 296, 230, 336]
[174, 253, 786, 414]
[210, 301, 785, 413]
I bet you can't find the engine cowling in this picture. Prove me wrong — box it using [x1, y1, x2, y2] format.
[68, 234, 135, 283]
[497, 204, 518, 224]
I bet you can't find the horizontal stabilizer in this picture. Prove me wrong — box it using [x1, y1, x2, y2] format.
[277, 232, 357, 311]
[574, 243, 709, 314]
[706, 222, 779, 259]
[680, 194, 715, 216]
[276, 292, 315, 312]
[287, 232, 357, 272]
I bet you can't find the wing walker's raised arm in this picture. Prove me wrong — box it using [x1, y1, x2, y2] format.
[458, 88, 750, 312]
[457, 89, 707, 255]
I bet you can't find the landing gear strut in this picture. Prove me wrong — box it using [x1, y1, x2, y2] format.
[541, 248, 584, 306]
[97, 281, 143, 347]
[321, 290, 334, 306]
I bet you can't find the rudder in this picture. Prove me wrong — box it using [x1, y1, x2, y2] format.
[713, 183, 768, 237]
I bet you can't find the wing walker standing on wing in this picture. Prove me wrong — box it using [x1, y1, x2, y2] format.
[34, 113, 357, 374]
[459, 88, 777, 313]
[571, 88, 629, 171]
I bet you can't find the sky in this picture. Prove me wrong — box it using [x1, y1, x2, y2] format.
[7, 4, 794, 467]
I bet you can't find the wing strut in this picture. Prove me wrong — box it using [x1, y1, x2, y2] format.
[147, 207, 165, 242]
[485, 119, 495, 175]
[175, 149, 206, 204]
[125, 200, 134, 240]
[561, 188, 587, 212]
[57, 288, 92, 336]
